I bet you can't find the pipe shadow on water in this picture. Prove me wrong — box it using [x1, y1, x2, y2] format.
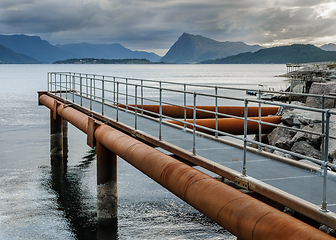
[44, 148, 118, 240]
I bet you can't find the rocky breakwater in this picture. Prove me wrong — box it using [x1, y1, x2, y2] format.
[263, 82, 336, 169]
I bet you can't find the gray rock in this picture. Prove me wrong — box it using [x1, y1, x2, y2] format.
[274, 136, 294, 150]
[291, 124, 322, 149]
[291, 141, 322, 160]
[268, 123, 296, 146]
[306, 82, 336, 108]
[327, 127, 336, 159]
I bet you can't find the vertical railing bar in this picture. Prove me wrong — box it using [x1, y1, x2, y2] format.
[215, 86, 218, 138]
[72, 74, 75, 103]
[86, 74, 88, 97]
[116, 82, 119, 122]
[126, 78, 128, 111]
[113, 77, 116, 106]
[93, 75, 96, 100]
[159, 82, 162, 140]
[90, 78, 93, 111]
[59, 74, 62, 98]
[184, 84, 187, 130]
[321, 110, 330, 212]
[135, 85, 138, 130]
[141, 80, 144, 115]
[242, 98, 248, 176]
[193, 92, 197, 155]
[65, 74, 68, 101]
[321, 95, 325, 167]
[258, 89, 262, 151]
[102, 76, 105, 115]
[47, 73, 50, 92]
[80, 75, 83, 106]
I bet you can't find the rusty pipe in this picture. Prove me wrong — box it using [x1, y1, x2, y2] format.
[39, 94, 333, 239]
[121, 104, 279, 119]
[94, 124, 333, 240]
[167, 116, 282, 135]
[39, 94, 88, 133]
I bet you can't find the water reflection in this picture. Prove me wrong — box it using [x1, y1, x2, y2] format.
[46, 147, 118, 240]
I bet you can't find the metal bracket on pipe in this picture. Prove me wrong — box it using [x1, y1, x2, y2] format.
[235, 176, 249, 189]
[87, 117, 100, 148]
[53, 100, 59, 120]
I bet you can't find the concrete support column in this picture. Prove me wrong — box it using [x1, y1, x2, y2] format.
[63, 119, 68, 161]
[96, 140, 118, 220]
[50, 109, 63, 160]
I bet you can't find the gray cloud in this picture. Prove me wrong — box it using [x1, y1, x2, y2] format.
[0, 0, 335, 55]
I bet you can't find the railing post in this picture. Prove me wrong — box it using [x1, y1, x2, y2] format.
[72, 74, 75, 103]
[215, 86, 218, 138]
[141, 80, 144, 115]
[113, 77, 116, 106]
[86, 74, 88, 97]
[126, 78, 128, 111]
[321, 110, 330, 212]
[54, 73, 57, 93]
[321, 95, 325, 166]
[258, 89, 262, 151]
[48, 73, 50, 92]
[65, 74, 68, 100]
[80, 76, 83, 106]
[184, 84, 187, 130]
[93, 75, 96, 100]
[116, 82, 119, 122]
[102, 76, 105, 115]
[90, 78, 93, 111]
[242, 98, 248, 176]
[135, 85, 138, 130]
[59, 74, 62, 98]
[193, 92, 197, 155]
[159, 82, 162, 140]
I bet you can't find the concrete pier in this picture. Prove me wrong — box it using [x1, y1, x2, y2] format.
[96, 140, 118, 220]
[50, 109, 63, 160]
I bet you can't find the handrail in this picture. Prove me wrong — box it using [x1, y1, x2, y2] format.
[48, 71, 336, 212]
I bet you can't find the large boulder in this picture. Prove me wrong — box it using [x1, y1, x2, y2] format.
[282, 108, 322, 127]
[291, 124, 322, 149]
[327, 127, 336, 160]
[274, 136, 294, 150]
[268, 123, 296, 146]
[306, 82, 336, 108]
[291, 141, 322, 160]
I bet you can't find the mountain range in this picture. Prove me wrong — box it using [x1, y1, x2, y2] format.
[202, 44, 336, 64]
[160, 33, 264, 63]
[0, 33, 336, 64]
[0, 34, 160, 63]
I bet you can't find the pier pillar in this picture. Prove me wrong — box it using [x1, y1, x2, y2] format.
[63, 119, 68, 161]
[50, 109, 63, 160]
[96, 140, 118, 220]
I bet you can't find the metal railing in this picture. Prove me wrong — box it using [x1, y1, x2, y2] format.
[48, 71, 336, 212]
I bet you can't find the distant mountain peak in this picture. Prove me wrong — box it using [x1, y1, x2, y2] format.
[320, 43, 336, 51]
[160, 33, 263, 63]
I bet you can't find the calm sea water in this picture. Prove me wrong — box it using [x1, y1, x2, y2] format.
[0, 64, 288, 240]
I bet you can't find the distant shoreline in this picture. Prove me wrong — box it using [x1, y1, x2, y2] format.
[53, 58, 166, 64]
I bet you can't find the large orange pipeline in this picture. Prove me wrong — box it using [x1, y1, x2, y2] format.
[39, 94, 334, 240]
[167, 116, 282, 135]
[39, 94, 88, 133]
[122, 104, 279, 119]
[94, 124, 333, 240]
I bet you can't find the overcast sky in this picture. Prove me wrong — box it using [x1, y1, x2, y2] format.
[0, 0, 336, 55]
